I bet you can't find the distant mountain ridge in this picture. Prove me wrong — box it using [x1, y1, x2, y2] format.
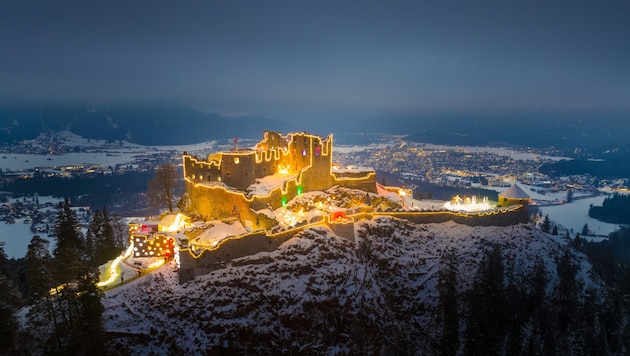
[400, 112, 630, 155]
[0, 103, 294, 145]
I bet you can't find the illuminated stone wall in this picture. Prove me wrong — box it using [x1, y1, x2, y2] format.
[370, 206, 528, 227]
[177, 206, 528, 282]
[182, 154, 222, 185]
[333, 172, 378, 192]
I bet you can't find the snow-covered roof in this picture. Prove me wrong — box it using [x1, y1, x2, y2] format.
[247, 174, 297, 196]
[499, 184, 530, 199]
[192, 220, 248, 247]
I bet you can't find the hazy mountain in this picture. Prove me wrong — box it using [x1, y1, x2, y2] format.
[0, 103, 294, 145]
[401, 112, 630, 153]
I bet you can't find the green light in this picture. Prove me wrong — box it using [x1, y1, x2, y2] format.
[282, 196, 287, 207]
[297, 185, 302, 196]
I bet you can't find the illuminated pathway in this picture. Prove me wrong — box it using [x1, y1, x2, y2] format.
[97, 242, 166, 289]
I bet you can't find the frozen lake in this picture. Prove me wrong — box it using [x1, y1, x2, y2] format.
[0, 220, 53, 259]
[0, 152, 141, 171]
[0, 130, 231, 172]
[541, 195, 623, 239]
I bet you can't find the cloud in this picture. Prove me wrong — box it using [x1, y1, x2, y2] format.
[1, 1, 629, 120]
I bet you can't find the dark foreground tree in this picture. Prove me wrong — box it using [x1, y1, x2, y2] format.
[436, 248, 459, 356]
[86, 208, 120, 267]
[53, 198, 85, 282]
[148, 163, 178, 212]
[25, 235, 53, 303]
[72, 272, 105, 355]
[542, 214, 551, 233]
[554, 247, 582, 335]
[0, 243, 21, 354]
[465, 244, 507, 355]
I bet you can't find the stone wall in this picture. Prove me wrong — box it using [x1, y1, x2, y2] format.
[328, 220, 356, 242]
[371, 205, 528, 227]
[177, 205, 528, 283]
[179, 222, 325, 283]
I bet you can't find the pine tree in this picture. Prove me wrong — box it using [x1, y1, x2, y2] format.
[100, 207, 118, 261]
[504, 267, 527, 355]
[523, 257, 552, 354]
[554, 247, 582, 335]
[0, 243, 20, 354]
[85, 209, 102, 266]
[542, 214, 551, 233]
[529, 257, 548, 322]
[25, 235, 53, 302]
[72, 271, 105, 355]
[465, 244, 506, 356]
[436, 248, 459, 356]
[53, 198, 85, 283]
[88, 208, 120, 267]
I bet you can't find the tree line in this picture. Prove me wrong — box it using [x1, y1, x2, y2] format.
[0, 198, 126, 355]
[0, 170, 154, 210]
[589, 193, 630, 224]
[433, 242, 625, 355]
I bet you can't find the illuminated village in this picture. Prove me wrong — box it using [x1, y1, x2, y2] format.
[101, 130, 531, 285]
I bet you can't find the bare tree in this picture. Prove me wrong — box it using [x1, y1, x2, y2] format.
[109, 214, 128, 249]
[147, 163, 178, 212]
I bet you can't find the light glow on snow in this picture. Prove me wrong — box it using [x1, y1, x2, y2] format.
[161, 213, 186, 232]
[443, 195, 492, 212]
[97, 243, 134, 287]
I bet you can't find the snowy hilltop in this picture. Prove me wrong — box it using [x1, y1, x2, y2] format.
[96, 217, 616, 355]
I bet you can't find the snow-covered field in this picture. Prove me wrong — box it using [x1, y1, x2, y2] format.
[541, 195, 622, 238]
[486, 183, 623, 237]
[0, 195, 66, 258]
[0, 220, 48, 259]
[0, 131, 236, 172]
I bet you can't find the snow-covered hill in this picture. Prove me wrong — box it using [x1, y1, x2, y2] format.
[101, 217, 599, 354]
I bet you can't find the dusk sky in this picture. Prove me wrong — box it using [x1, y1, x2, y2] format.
[1, 1, 629, 124]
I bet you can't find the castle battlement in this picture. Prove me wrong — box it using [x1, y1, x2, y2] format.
[183, 131, 376, 229]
